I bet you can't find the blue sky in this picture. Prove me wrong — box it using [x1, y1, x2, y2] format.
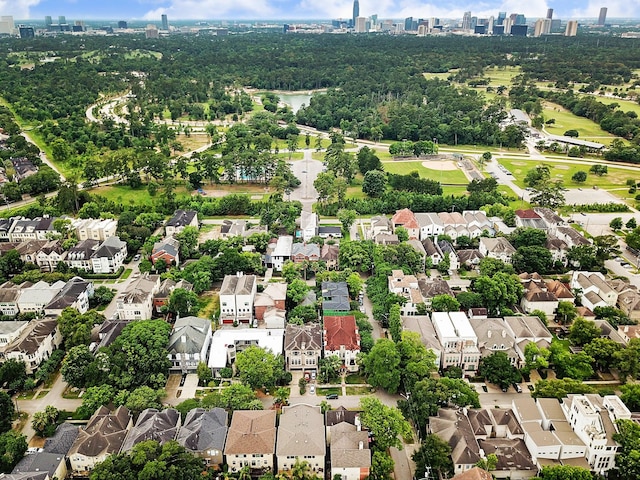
[2, 0, 639, 21]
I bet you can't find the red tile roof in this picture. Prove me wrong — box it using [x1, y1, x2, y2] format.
[392, 208, 419, 230]
[324, 316, 360, 351]
[515, 209, 541, 219]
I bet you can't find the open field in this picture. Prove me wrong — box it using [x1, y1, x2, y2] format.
[481, 66, 522, 87]
[498, 158, 640, 203]
[91, 184, 191, 206]
[383, 160, 469, 185]
[542, 102, 619, 142]
[594, 96, 640, 117]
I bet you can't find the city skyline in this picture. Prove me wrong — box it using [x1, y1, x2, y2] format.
[2, 0, 639, 21]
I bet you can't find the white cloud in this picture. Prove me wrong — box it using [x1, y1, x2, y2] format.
[142, 0, 276, 19]
[571, 0, 640, 18]
[0, 0, 42, 19]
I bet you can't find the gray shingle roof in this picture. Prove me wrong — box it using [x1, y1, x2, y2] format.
[120, 408, 180, 453]
[176, 408, 227, 453]
[167, 316, 211, 355]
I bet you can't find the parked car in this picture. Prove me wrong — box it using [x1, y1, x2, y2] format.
[133, 254, 141, 261]
[514, 384, 522, 393]
[309, 385, 315, 395]
[326, 393, 338, 400]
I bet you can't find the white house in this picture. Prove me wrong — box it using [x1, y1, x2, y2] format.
[571, 272, 618, 311]
[415, 212, 445, 240]
[44, 277, 93, 316]
[16, 280, 66, 314]
[116, 274, 161, 320]
[388, 269, 423, 316]
[276, 405, 326, 475]
[431, 311, 480, 376]
[91, 236, 127, 274]
[324, 315, 360, 373]
[479, 237, 516, 264]
[267, 236, 293, 271]
[167, 316, 213, 373]
[208, 328, 284, 376]
[299, 211, 318, 242]
[165, 209, 199, 237]
[72, 218, 118, 241]
[3, 318, 63, 374]
[219, 273, 257, 325]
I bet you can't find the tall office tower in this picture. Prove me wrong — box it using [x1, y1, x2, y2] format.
[0, 16, 14, 35]
[118, 21, 128, 29]
[503, 17, 513, 35]
[355, 16, 366, 33]
[534, 18, 552, 37]
[45, 16, 52, 28]
[462, 11, 472, 30]
[598, 7, 607, 25]
[161, 14, 169, 30]
[145, 25, 159, 38]
[58, 16, 66, 25]
[404, 17, 414, 31]
[470, 16, 478, 29]
[19, 26, 34, 38]
[565, 20, 578, 36]
[546, 9, 554, 19]
[352, 0, 359, 28]
[487, 16, 494, 34]
[370, 14, 378, 27]
[515, 14, 526, 24]
[497, 11, 506, 25]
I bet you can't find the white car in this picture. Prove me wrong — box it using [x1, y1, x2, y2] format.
[309, 385, 315, 395]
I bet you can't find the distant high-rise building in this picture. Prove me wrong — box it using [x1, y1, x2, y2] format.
[551, 19, 562, 32]
[404, 17, 413, 31]
[0, 16, 14, 35]
[145, 24, 159, 39]
[497, 12, 506, 26]
[352, 0, 359, 28]
[515, 14, 526, 25]
[488, 16, 494, 34]
[565, 20, 578, 36]
[19, 26, 34, 38]
[355, 16, 366, 33]
[503, 17, 513, 35]
[511, 24, 528, 36]
[161, 14, 168, 30]
[534, 18, 552, 37]
[45, 16, 52, 28]
[462, 11, 472, 30]
[546, 9, 554, 19]
[598, 7, 607, 25]
[58, 16, 66, 25]
[470, 16, 478, 30]
[118, 21, 128, 29]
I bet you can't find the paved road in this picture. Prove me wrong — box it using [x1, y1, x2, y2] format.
[289, 148, 323, 212]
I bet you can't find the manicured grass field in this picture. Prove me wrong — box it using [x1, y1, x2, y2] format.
[481, 66, 522, 87]
[382, 160, 469, 185]
[594, 96, 640, 117]
[91, 184, 192, 206]
[542, 102, 619, 142]
[498, 158, 640, 198]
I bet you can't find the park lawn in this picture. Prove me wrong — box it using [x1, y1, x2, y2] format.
[482, 66, 522, 87]
[383, 160, 469, 185]
[542, 101, 620, 142]
[497, 158, 640, 193]
[173, 133, 210, 153]
[91, 183, 191, 206]
[593, 96, 640, 117]
[277, 152, 305, 161]
[346, 186, 367, 199]
[423, 71, 455, 81]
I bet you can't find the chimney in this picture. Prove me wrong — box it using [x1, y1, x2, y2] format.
[355, 415, 361, 431]
[301, 342, 306, 350]
[487, 330, 492, 338]
[181, 335, 186, 343]
[359, 441, 364, 450]
[502, 330, 506, 338]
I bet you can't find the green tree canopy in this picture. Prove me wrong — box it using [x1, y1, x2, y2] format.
[359, 397, 411, 452]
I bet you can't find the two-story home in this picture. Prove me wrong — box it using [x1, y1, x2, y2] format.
[276, 404, 325, 475]
[470, 318, 520, 367]
[368, 216, 393, 241]
[151, 237, 180, 267]
[329, 420, 371, 480]
[9, 216, 57, 242]
[503, 316, 552, 362]
[463, 210, 494, 237]
[388, 270, 423, 316]
[153, 278, 194, 315]
[0, 281, 22, 316]
[2, 318, 63, 374]
[284, 323, 322, 373]
[438, 239, 460, 271]
[224, 410, 276, 476]
[167, 316, 213, 373]
[254, 283, 287, 322]
[324, 315, 360, 373]
[431, 311, 480, 376]
[321, 281, 350, 314]
[72, 218, 118, 242]
[291, 243, 320, 264]
[422, 237, 443, 266]
[0, 320, 30, 360]
[208, 328, 284, 377]
[65, 239, 100, 271]
[68, 406, 132, 474]
[116, 274, 161, 320]
[299, 211, 318, 242]
[515, 209, 547, 230]
[553, 226, 590, 249]
[266, 236, 293, 271]
[16, 280, 65, 314]
[415, 212, 445, 240]
[165, 209, 198, 237]
[91, 236, 127, 274]
[571, 271, 618, 311]
[120, 408, 181, 453]
[392, 208, 420, 239]
[479, 237, 516, 264]
[176, 408, 228, 467]
[44, 277, 93, 316]
[35, 240, 65, 272]
[219, 273, 257, 325]
[320, 244, 339, 270]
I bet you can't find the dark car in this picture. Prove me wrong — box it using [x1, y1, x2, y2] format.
[326, 393, 338, 400]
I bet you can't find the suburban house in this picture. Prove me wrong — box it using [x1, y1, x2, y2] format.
[11, 157, 38, 181]
[299, 211, 318, 242]
[320, 244, 340, 270]
[0, 320, 30, 360]
[422, 237, 443, 266]
[276, 404, 326, 474]
[90, 236, 127, 274]
[618, 324, 640, 344]
[151, 237, 180, 266]
[545, 236, 569, 265]
[503, 316, 552, 362]
[367, 216, 393, 240]
[479, 237, 516, 264]
[553, 226, 590, 248]
[318, 226, 342, 239]
[326, 407, 362, 444]
[68, 406, 133, 474]
[116, 274, 161, 320]
[321, 281, 350, 314]
[176, 408, 228, 467]
[571, 272, 618, 311]
[457, 249, 485, 270]
[0, 282, 22, 316]
[72, 218, 118, 242]
[219, 273, 257, 325]
[323, 315, 360, 373]
[153, 278, 194, 315]
[265, 235, 293, 271]
[14, 239, 46, 264]
[519, 273, 559, 319]
[254, 283, 287, 322]
[401, 315, 442, 367]
[16, 280, 65, 314]
[208, 329, 284, 377]
[167, 316, 213, 373]
[220, 219, 267, 239]
[438, 239, 460, 271]
[65, 239, 100, 271]
[329, 419, 371, 480]
[94, 318, 131, 351]
[44, 277, 93, 316]
[11, 451, 67, 480]
[534, 208, 565, 229]
[515, 209, 547, 230]
[291, 243, 320, 263]
[469, 317, 520, 367]
[165, 209, 198, 237]
[415, 212, 445, 239]
[392, 208, 420, 239]
[431, 311, 480, 377]
[388, 270, 422, 316]
[611, 279, 640, 321]
[418, 277, 454, 309]
[9, 216, 57, 242]
[120, 408, 181, 453]
[463, 210, 494, 237]
[224, 410, 277, 476]
[284, 323, 322, 373]
[2, 318, 63, 374]
[35, 240, 65, 272]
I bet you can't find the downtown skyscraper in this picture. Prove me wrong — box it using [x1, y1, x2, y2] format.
[352, 0, 359, 28]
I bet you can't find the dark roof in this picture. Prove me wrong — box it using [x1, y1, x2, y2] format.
[97, 319, 131, 349]
[176, 408, 227, 453]
[69, 406, 131, 458]
[318, 226, 342, 235]
[5, 319, 58, 356]
[321, 281, 350, 311]
[43, 422, 79, 455]
[121, 408, 180, 452]
[418, 278, 454, 299]
[166, 210, 198, 228]
[67, 239, 100, 260]
[284, 323, 323, 351]
[92, 236, 126, 258]
[45, 277, 91, 311]
[12, 452, 64, 478]
[326, 406, 361, 427]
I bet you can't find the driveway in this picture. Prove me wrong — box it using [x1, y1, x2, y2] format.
[289, 149, 323, 211]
